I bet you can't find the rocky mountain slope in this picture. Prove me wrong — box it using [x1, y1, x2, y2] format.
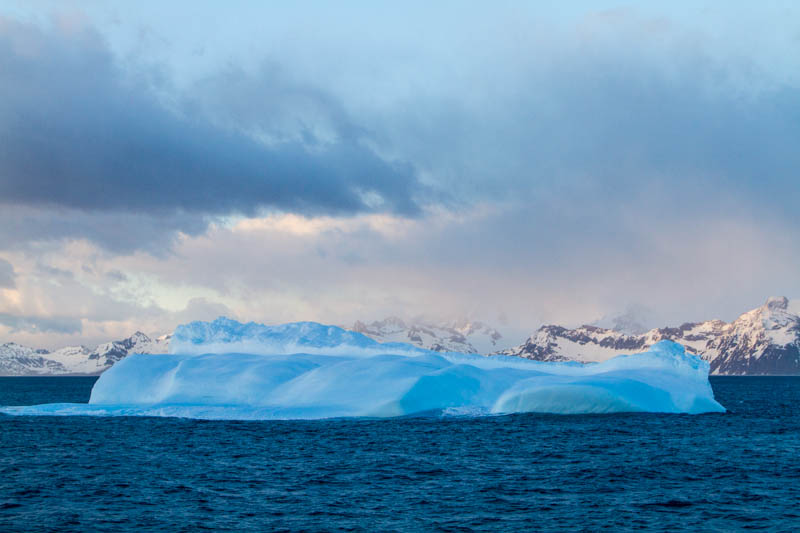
[4, 298, 799, 375]
[350, 317, 503, 354]
[0, 332, 170, 376]
[1, 316, 503, 375]
[498, 297, 800, 375]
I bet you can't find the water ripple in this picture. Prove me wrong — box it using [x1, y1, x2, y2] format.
[0, 376, 798, 531]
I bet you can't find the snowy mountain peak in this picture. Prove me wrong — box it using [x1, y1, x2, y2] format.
[126, 331, 152, 345]
[1, 342, 41, 355]
[739, 296, 791, 323]
[765, 296, 789, 311]
[500, 297, 800, 375]
[350, 317, 503, 354]
[724, 296, 799, 351]
[0, 331, 170, 376]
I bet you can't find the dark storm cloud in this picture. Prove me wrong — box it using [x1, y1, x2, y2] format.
[383, 58, 800, 226]
[0, 19, 422, 221]
[2, 10, 800, 261]
[0, 205, 211, 254]
[0, 258, 15, 288]
[0, 312, 82, 334]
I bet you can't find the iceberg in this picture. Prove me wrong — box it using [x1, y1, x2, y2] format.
[169, 317, 428, 357]
[0, 318, 724, 419]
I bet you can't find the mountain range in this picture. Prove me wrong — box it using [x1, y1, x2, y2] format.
[0, 332, 170, 376]
[2, 297, 799, 375]
[349, 317, 503, 354]
[498, 297, 800, 375]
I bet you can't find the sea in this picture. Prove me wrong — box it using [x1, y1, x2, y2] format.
[1, 376, 798, 532]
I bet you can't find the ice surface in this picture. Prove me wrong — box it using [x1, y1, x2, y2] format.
[169, 317, 427, 357]
[1, 319, 724, 419]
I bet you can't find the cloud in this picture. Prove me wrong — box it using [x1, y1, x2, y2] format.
[105, 269, 127, 282]
[0, 312, 82, 334]
[3, 10, 799, 257]
[0, 258, 15, 288]
[171, 297, 234, 324]
[368, 45, 800, 227]
[0, 205, 211, 254]
[0, 18, 424, 241]
[1, 6, 800, 348]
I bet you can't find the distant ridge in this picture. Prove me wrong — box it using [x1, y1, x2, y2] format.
[350, 317, 502, 354]
[0, 332, 170, 376]
[3, 298, 799, 375]
[498, 297, 800, 375]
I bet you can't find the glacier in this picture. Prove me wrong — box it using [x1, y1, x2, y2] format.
[0, 318, 725, 420]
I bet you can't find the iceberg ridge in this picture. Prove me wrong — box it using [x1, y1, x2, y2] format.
[170, 317, 428, 357]
[0, 318, 725, 420]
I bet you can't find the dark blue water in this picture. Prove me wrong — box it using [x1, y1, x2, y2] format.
[1, 377, 799, 531]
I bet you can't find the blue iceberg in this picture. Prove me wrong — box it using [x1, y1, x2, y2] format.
[1, 318, 724, 419]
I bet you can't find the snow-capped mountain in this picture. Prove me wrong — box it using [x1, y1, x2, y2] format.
[0, 332, 170, 376]
[2, 316, 502, 375]
[350, 317, 502, 354]
[6, 297, 798, 376]
[498, 297, 800, 375]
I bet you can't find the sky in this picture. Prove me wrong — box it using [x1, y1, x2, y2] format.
[1, 1, 799, 349]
